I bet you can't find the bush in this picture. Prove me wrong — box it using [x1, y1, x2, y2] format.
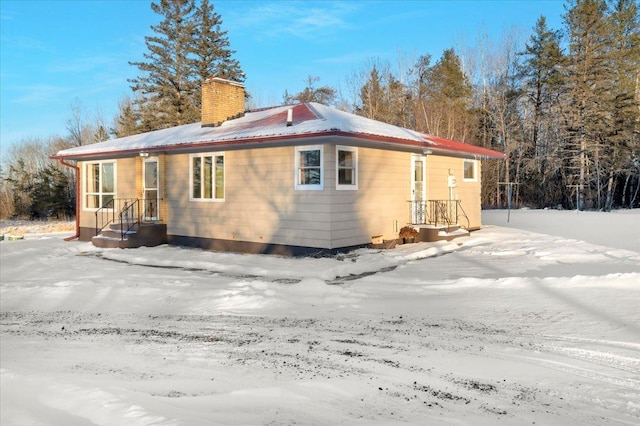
[399, 226, 419, 239]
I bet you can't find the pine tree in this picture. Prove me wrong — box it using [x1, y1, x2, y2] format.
[603, 0, 640, 209]
[129, 0, 199, 130]
[283, 76, 336, 105]
[520, 16, 565, 157]
[127, 0, 245, 132]
[192, 0, 245, 88]
[358, 66, 386, 121]
[417, 48, 473, 141]
[113, 96, 140, 138]
[563, 0, 612, 209]
[519, 16, 566, 207]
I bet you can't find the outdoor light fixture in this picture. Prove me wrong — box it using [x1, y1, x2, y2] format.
[423, 149, 433, 155]
[139, 152, 149, 158]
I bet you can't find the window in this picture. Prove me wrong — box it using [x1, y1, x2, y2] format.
[336, 146, 358, 190]
[84, 161, 115, 210]
[295, 146, 323, 190]
[463, 160, 477, 181]
[191, 153, 225, 201]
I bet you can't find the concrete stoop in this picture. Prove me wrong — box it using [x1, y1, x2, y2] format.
[418, 225, 469, 242]
[91, 223, 167, 249]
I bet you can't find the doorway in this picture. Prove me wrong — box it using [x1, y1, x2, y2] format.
[410, 154, 426, 224]
[143, 158, 159, 221]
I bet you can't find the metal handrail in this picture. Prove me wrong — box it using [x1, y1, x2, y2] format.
[455, 201, 470, 230]
[119, 199, 140, 240]
[95, 198, 116, 236]
[408, 200, 470, 229]
[95, 198, 139, 237]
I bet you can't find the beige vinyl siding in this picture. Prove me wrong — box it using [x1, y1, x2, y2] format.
[165, 145, 413, 249]
[426, 155, 482, 229]
[327, 147, 410, 246]
[165, 146, 334, 248]
[78, 157, 138, 231]
[77, 145, 484, 249]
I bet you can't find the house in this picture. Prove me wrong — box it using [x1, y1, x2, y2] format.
[52, 77, 505, 255]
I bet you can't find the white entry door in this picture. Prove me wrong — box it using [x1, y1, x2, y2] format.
[143, 158, 159, 221]
[410, 154, 427, 224]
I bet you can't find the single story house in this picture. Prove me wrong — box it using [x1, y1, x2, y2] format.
[52, 77, 505, 255]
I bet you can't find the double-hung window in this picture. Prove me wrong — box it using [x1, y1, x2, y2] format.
[336, 146, 358, 190]
[191, 153, 225, 201]
[463, 159, 477, 181]
[295, 146, 323, 190]
[84, 161, 115, 209]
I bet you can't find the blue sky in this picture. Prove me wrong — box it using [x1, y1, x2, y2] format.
[0, 0, 567, 158]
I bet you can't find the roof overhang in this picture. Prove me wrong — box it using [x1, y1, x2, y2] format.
[50, 131, 505, 162]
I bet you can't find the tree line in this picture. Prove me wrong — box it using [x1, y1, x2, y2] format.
[1, 0, 638, 220]
[330, 0, 639, 211]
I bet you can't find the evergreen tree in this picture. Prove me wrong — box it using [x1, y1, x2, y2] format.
[284, 76, 336, 105]
[28, 166, 73, 219]
[519, 16, 566, 207]
[127, 0, 245, 132]
[603, 0, 640, 209]
[417, 48, 473, 141]
[192, 0, 245, 87]
[129, 0, 199, 131]
[113, 96, 140, 138]
[354, 62, 410, 126]
[563, 0, 612, 209]
[358, 65, 386, 121]
[520, 16, 565, 157]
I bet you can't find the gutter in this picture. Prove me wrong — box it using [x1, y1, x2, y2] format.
[57, 158, 80, 241]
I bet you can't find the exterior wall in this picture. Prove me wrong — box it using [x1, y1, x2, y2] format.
[74, 146, 484, 249]
[77, 157, 138, 238]
[326, 147, 409, 246]
[164, 145, 412, 250]
[165, 146, 334, 249]
[426, 155, 482, 229]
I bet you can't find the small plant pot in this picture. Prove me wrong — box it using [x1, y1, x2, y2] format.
[403, 237, 415, 244]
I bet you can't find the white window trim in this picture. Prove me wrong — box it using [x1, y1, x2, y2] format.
[189, 152, 225, 202]
[463, 159, 478, 182]
[295, 145, 324, 191]
[336, 145, 358, 190]
[83, 160, 116, 211]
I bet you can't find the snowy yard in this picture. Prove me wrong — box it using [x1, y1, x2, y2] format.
[1, 210, 639, 425]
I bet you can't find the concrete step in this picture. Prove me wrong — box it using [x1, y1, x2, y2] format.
[91, 235, 127, 249]
[418, 224, 469, 242]
[100, 229, 137, 239]
[91, 223, 167, 249]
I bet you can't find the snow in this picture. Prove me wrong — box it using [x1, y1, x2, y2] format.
[54, 103, 502, 160]
[1, 209, 639, 425]
[53, 103, 426, 158]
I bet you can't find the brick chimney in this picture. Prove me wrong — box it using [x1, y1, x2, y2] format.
[201, 77, 245, 127]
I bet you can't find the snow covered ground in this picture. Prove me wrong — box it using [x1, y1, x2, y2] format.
[1, 210, 639, 425]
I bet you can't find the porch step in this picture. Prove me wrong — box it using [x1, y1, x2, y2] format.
[91, 223, 167, 249]
[418, 224, 469, 243]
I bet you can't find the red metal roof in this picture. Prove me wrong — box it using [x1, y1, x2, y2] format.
[53, 102, 505, 160]
[422, 134, 505, 159]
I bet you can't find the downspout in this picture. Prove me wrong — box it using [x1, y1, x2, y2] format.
[58, 158, 80, 241]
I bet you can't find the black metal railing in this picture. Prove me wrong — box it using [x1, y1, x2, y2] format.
[408, 200, 470, 229]
[118, 198, 140, 239]
[95, 198, 139, 238]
